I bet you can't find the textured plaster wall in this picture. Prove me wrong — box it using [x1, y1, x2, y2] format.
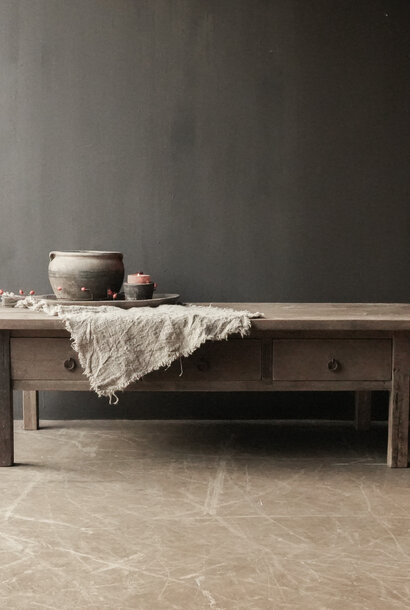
[0, 0, 408, 418]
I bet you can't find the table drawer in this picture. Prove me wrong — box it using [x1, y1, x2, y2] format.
[273, 339, 392, 381]
[11, 339, 86, 380]
[146, 339, 262, 381]
[11, 338, 262, 382]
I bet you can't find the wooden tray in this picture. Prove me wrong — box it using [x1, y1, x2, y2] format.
[35, 293, 181, 308]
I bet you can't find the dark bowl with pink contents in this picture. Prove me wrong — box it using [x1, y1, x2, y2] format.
[123, 272, 157, 300]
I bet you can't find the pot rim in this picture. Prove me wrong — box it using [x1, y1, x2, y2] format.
[49, 250, 123, 258]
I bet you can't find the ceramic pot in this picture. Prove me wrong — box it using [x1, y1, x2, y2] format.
[123, 282, 155, 301]
[49, 251, 124, 300]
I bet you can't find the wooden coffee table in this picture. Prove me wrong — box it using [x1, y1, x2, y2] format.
[1, 303, 409, 467]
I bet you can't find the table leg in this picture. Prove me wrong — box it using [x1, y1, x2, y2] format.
[0, 331, 13, 466]
[23, 391, 39, 430]
[354, 391, 372, 431]
[387, 332, 410, 467]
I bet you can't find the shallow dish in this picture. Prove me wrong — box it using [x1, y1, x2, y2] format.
[35, 294, 180, 308]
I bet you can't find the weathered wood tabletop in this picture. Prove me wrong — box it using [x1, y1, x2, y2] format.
[2, 302, 410, 330]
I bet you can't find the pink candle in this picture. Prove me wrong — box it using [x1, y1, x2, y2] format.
[127, 272, 151, 285]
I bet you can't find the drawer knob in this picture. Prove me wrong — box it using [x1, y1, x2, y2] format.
[196, 358, 210, 372]
[64, 358, 77, 372]
[327, 358, 340, 372]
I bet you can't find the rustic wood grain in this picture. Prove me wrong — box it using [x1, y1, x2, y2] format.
[273, 339, 392, 381]
[23, 391, 39, 430]
[0, 331, 13, 466]
[250, 330, 393, 339]
[261, 339, 273, 383]
[11, 330, 70, 338]
[11, 338, 262, 382]
[13, 379, 391, 392]
[387, 333, 410, 468]
[3, 303, 410, 331]
[1, 306, 408, 467]
[354, 391, 372, 431]
[11, 339, 83, 381]
[146, 340, 262, 382]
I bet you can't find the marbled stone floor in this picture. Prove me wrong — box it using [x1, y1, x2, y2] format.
[1, 419, 410, 609]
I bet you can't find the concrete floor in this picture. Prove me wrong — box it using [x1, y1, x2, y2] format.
[1, 420, 410, 609]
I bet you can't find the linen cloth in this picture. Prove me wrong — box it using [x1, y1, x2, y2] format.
[16, 299, 261, 402]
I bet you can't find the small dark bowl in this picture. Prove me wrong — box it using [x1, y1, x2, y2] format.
[123, 282, 155, 301]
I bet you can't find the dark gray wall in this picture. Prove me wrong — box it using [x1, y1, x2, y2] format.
[1, 0, 409, 419]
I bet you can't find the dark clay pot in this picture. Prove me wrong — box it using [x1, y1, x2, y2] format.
[48, 251, 124, 300]
[123, 282, 155, 301]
